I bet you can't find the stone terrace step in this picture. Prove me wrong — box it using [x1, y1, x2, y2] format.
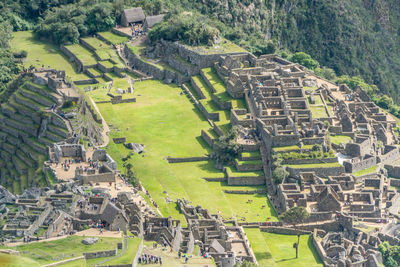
[19, 86, 55, 107]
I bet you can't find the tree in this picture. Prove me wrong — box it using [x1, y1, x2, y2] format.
[290, 52, 319, 70]
[211, 126, 240, 166]
[272, 166, 288, 184]
[379, 242, 400, 267]
[280, 206, 310, 258]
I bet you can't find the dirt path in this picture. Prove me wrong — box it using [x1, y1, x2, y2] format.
[89, 96, 110, 148]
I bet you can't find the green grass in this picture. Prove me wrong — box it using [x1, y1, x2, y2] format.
[245, 229, 323, 267]
[272, 145, 314, 153]
[201, 67, 247, 110]
[98, 31, 129, 45]
[202, 67, 226, 94]
[181, 38, 247, 55]
[64, 44, 97, 66]
[87, 68, 102, 77]
[330, 135, 352, 145]
[353, 165, 378, 177]
[0, 236, 121, 265]
[308, 94, 324, 105]
[286, 162, 341, 168]
[98, 79, 277, 222]
[309, 105, 329, 118]
[0, 253, 40, 267]
[241, 151, 261, 158]
[100, 60, 115, 68]
[11, 31, 89, 81]
[226, 166, 263, 177]
[105, 238, 142, 265]
[235, 159, 262, 165]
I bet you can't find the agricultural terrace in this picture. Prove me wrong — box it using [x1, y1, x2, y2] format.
[245, 229, 323, 267]
[11, 31, 89, 81]
[97, 31, 129, 45]
[98, 79, 277, 222]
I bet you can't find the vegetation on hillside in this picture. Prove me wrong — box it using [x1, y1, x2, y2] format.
[149, 13, 220, 46]
[3, 0, 400, 107]
[379, 242, 400, 267]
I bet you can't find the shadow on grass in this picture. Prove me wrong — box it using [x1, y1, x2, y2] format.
[197, 160, 224, 175]
[308, 235, 324, 264]
[254, 251, 274, 262]
[195, 136, 213, 153]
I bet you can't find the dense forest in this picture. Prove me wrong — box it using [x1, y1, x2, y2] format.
[1, 0, 400, 106]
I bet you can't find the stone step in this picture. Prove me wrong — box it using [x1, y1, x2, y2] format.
[19, 86, 55, 107]
[16, 149, 36, 168]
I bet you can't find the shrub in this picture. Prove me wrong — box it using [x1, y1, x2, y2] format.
[148, 13, 220, 46]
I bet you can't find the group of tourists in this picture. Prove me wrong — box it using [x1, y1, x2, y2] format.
[130, 23, 144, 37]
[138, 253, 162, 265]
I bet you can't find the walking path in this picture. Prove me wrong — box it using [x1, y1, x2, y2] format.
[89, 96, 110, 148]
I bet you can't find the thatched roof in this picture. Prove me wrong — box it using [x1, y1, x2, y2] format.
[123, 7, 145, 23]
[145, 14, 165, 28]
[101, 202, 121, 224]
[209, 239, 225, 254]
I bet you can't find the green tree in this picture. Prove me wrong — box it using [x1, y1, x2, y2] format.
[379, 242, 400, 267]
[314, 67, 337, 80]
[272, 166, 288, 184]
[211, 126, 240, 166]
[280, 206, 310, 258]
[290, 52, 319, 70]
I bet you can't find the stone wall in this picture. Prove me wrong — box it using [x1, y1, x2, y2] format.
[235, 160, 263, 171]
[201, 130, 215, 148]
[124, 45, 164, 80]
[167, 156, 209, 163]
[227, 175, 265, 186]
[343, 155, 376, 173]
[378, 146, 400, 165]
[190, 77, 206, 99]
[78, 172, 115, 185]
[282, 157, 338, 165]
[385, 165, 400, 178]
[84, 249, 116, 259]
[259, 226, 311, 235]
[162, 41, 249, 69]
[287, 165, 345, 178]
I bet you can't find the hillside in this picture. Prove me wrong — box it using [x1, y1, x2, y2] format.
[2, 0, 400, 103]
[174, 0, 400, 102]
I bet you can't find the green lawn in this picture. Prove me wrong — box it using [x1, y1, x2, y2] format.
[98, 80, 277, 222]
[64, 44, 97, 66]
[272, 145, 314, 153]
[105, 238, 142, 265]
[98, 31, 129, 45]
[202, 67, 226, 94]
[181, 38, 247, 55]
[353, 165, 378, 177]
[309, 105, 329, 118]
[308, 94, 323, 105]
[330, 135, 352, 145]
[245, 229, 323, 267]
[0, 253, 40, 267]
[11, 31, 89, 81]
[0, 236, 121, 265]
[241, 151, 261, 158]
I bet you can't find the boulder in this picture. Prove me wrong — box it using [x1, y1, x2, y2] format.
[82, 237, 98, 245]
[124, 143, 145, 153]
